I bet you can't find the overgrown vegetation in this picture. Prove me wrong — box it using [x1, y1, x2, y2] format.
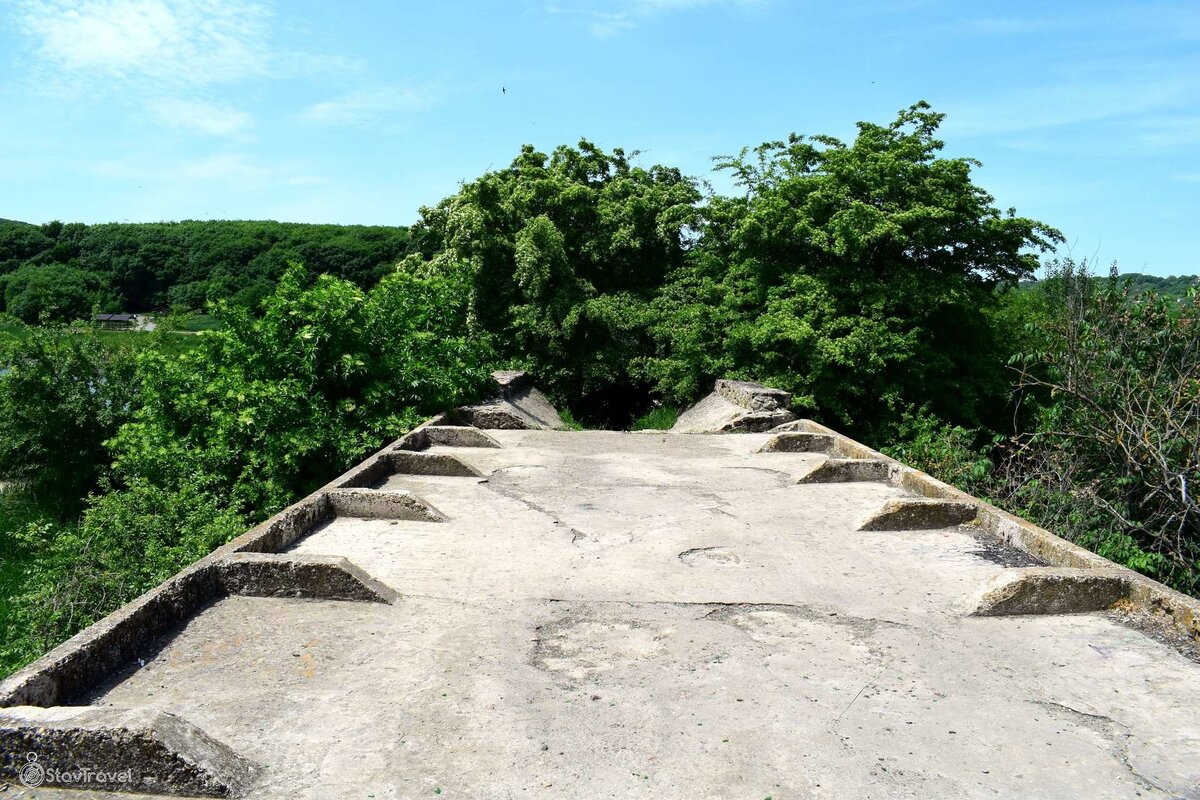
[1, 103, 1197, 677]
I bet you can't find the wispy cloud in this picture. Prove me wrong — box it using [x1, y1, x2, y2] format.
[296, 86, 437, 128]
[12, 0, 273, 89]
[548, 0, 764, 37]
[151, 98, 253, 137]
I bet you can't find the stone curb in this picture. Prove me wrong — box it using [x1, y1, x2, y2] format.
[0, 706, 259, 797]
[783, 419, 1200, 640]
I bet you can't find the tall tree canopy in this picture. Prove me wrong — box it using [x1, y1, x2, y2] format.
[647, 102, 1062, 437]
[404, 140, 702, 426]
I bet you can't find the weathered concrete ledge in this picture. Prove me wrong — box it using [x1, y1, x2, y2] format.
[967, 568, 1132, 617]
[386, 451, 483, 477]
[673, 379, 796, 433]
[858, 498, 978, 530]
[788, 417, 1200, 642]
[447, 370, 565, 430]
[797, 458, 892, 484]
[216, 553, 398, 604]
[396, 425, 501, 450]
[758, 431, 837, 454]
[326, 487, 446, 521]
[0, 705, 258, 797]
[0, 421, 450, 708]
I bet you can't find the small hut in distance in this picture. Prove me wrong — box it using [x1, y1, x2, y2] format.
[93, 313, 136, 330]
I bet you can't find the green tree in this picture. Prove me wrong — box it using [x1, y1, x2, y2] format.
[0, 263, 113, 322]
[407, 140, 701, 426]
[108, 263, 491, 518]
[647, 102, 1061, 439]
[0, 323, 141, 514]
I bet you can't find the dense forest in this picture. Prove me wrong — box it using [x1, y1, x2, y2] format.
[1, 103, 1197, 677]
[0, 219, 409, 321]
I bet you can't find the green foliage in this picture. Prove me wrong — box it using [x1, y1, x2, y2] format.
[646, 102, 1061, 439]
[0, 263, 115, 322]
[0, 322, 141, 515]
[407, 140, 701, 427]
[881, 407, 995, 496]
[109, 263, 492, 519]
[0, 219, 410, 316]
[631, 405, 679, 431]
[1002, 259, 1200, 590]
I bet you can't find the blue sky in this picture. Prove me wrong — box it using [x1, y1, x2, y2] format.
[1, 0, 1197, 276]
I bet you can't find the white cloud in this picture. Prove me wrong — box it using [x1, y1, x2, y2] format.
[296, 87, 436, 128]
[13, 0, 273, 89]
[151, 98, 253, 136]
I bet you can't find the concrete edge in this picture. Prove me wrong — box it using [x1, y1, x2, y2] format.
[216, 553, 399, 605]
[758, 432, 837, 454]
[0, 705, 260, 797]
[796, 458, 893, 484]
[0, 415, 457, 708]
[385, 451, 484, 478]
[326, 488, 447, 522]
[395, 426, 502, 450]
[965, 567, 1133, 617]
[788, 419, 1200, 640]
[857, 498, 978, 531]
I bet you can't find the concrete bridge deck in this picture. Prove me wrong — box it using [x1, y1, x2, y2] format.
[4, 428, 1200, 798]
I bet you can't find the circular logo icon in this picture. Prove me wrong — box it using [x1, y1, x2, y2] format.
[19, 752, 45, 788]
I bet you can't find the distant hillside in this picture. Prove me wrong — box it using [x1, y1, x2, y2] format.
[1020, 272, 1198, 299]
[0, 219, 409, 320]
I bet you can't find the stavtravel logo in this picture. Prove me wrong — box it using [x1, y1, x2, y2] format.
[17, 752, 134, 788]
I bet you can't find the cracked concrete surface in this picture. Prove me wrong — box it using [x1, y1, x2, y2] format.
[13, 430, 1200, 799]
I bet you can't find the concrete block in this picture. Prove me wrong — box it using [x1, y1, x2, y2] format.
[759, 432, 838, 454]
[858, 498, 978, 531]
[715, 379, 792, 412]
[216, 554, 398, 604]
[967, 567, 1132, 616]
[673, 391, 796, 434]
[397, 426, 501, 450]
[0, 705, 258, 797]
[327, 488, 446, 521]
[387, 451, 483, 477]
[798, 458, 892, 483]
[450, 370, 565, 430]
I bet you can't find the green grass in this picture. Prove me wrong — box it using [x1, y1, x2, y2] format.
[0, 490, 60, 676]
[177, 314, 221, 332]
[0, 319, 202, 356]
[631, 406, 678, 431]
[558, 408, 587, 431]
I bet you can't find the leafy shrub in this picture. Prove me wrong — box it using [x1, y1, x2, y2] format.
[109, 262, 493, 519]
[881, 407, 995, 496]
[0, 322, 141, 515]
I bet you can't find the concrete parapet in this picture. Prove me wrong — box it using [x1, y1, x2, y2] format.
[797, 458, 892, 483]
[386, 451, 483, 477]
[0, 705, 258, 797]
[397, 426, 501, 451]
[858, 498, 978, 531]
[758, 432, 837, 453]
[0, 567, 222, 708]
[216, 553, 398, 604]
[326, 488, 446, 521]
[966, 568, 1132, 617]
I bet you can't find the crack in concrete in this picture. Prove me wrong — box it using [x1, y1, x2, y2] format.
[1034, 701, 1170, 795]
